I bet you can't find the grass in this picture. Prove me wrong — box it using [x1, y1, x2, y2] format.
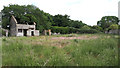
[2, 34, 119, 66]
[0, 38, 2, 67]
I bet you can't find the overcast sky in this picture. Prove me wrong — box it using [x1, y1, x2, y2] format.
[0, 0, 119, 26]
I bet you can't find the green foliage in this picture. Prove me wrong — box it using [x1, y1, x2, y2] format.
[108, 24, 119, 30]
[92, 25, 103, 32]
[53, 14, 70, 27]
[2, 38, 6, 41]
[51, 26, 99, 34]
[119, 25, 120, 29]
[78, 29, 99, 34]
[51, 26, 70, 34]
[97, 16, 119, 31]
[69, 20, 86, 28]
[2, 30, 6, 36]
[73, 39, 79, 43]
[2, 17, 9, 29]
[81, 25, 91, 30]
[52, 14, 86, 28]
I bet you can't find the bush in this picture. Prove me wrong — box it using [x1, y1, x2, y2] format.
[92, 25, 103, 32]
[78, 29, 99, 34]
[2, 38, 6, 41]
[2, 30, 6, 36]
[108, 24, 119, 30]
[51, 26, 99, 34]
[81, 25, 91, 30]
[51, 26, 70, 34]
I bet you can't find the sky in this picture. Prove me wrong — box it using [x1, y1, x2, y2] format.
[0, 0, 119, 26]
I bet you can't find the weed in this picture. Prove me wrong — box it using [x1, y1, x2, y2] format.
[2, 34, 118, 66]
[73, 39, 79, 43]
[2, 38, 6, 41]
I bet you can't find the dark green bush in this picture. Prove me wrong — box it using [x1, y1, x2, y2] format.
[78, 29, 99, 34]
[2, 30, 6, 36]
[2, 38, 6, 41]
[51, 26, 99, 34]
[51, 26, 70, 34]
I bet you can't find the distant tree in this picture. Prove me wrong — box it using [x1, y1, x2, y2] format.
[92, 25, 103, 32]
[69, 20, 86, 28]
[97, 16, 119, 31]
[53, 14, 70, 27]
[81, 25, 91, 30]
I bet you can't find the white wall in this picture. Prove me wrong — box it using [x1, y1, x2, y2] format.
[17, 32, 23, 36]
[34, 30, 39, 36]
[27, 29, 31, 36]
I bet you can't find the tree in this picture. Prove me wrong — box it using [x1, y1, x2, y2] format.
[81, 25, 91, 30]
[53, 14, 70, 27]
[1, 4, 53, 32]
[92, 25, 103, 32]
[69, 20, 85, 28]
[97, 16, 119, 31]
[108, 24, 119, 30]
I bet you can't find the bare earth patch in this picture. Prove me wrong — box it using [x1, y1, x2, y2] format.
[25, 35, 99, 48]
[51, 36, 98, 40]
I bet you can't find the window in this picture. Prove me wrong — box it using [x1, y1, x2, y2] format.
[18, 29, 22, 32]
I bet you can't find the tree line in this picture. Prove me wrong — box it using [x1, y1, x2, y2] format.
[1, 4, 120, 34]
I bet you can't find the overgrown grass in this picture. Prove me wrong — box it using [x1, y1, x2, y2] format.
[2, 34, 119, 66]
[0, 37, 2, 67]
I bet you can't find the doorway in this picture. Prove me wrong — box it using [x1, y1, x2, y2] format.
[23, 29, 27, 36]
[31, 31, 34, 36]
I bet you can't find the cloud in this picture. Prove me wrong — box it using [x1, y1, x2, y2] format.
[0, 0, 119, 25]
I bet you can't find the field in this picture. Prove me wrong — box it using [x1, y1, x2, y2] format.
[1, 34, 119, 66]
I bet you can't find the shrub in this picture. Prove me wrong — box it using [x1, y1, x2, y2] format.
[2, 30, 6, 36]
[51, 26, 70, 34]
[74, 39, 79, 43]
[108, 24, 119, 30]
[119, 25, 120, 29]
[2, 38, 6, 41]
[92, 25, 103, 32]
[78, 29, 99, 34]
[51, 26, 99, 34]
[81, 25, 91, 30]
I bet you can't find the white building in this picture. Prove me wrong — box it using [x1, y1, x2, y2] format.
[10, 15, 39, 36]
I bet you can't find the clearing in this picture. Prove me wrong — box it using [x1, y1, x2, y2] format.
[2, 34, 119, 66]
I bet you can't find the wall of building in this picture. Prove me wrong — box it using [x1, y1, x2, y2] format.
[16, 29, 24, 36]
[17, 32, 23, 36]
[27, 29, 31, 36]
[10, 16, 17, 36]
[34, 30, 39, 36]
